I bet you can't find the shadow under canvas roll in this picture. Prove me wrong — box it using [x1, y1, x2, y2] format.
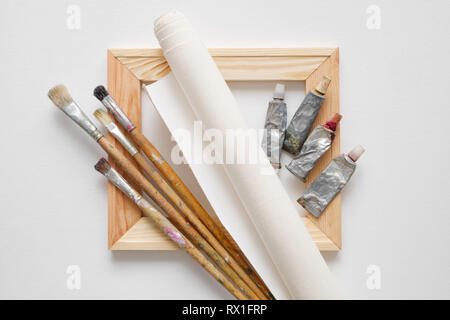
[153, 11, 342, 299]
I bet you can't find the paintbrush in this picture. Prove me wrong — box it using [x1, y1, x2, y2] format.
[94, 85, 273, 299]
[93, 109, 267, 300]
[94, 158, 246, 300]
[48, 84, 258, 300]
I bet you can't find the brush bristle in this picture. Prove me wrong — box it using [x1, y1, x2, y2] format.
[94, 158, 111, 175]
[93, 85, 109, 101]
[93, 109, 114, 127]
[48, 85, 73, 109]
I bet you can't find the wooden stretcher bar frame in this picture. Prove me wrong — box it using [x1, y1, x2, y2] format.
[107, 47, 341, 251]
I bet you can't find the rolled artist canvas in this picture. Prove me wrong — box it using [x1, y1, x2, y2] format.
[152, 11, 342, 299]
[145, 73, 292, 298]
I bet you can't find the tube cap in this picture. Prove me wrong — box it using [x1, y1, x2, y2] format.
[347, 145, 365, 162]
[327, 113, 342, 124]
[273, 83, 285, 100]
[315, 76, 331, 95]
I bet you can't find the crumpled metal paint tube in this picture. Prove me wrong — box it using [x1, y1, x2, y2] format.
[286, 113, 342, 181]
[283, 76, 331, 155]
[261, 84, 287, 169]
[298, 145, 365, 217]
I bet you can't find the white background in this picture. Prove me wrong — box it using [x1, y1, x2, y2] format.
[1, 0, 449, 299]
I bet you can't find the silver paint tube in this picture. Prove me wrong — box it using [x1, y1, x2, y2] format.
[283, 76, 331, 155]
[286, 113, 342, 181]
[261, 84, 287, 169]
[298, 145, 365, 217]
[286, 126, 334, 181]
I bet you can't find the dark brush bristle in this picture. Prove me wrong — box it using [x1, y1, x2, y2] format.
[94, 157, 111, 175]
[93, 85, 109, 101]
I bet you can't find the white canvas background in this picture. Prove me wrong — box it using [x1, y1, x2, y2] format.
[0, 0, 449, 299]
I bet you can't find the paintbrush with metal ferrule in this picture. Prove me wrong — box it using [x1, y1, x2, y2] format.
[48, 85, 256, 300]
[93, 109, 266, 300]
[93, 85, 273, 299]
[94, 158, 246, 300]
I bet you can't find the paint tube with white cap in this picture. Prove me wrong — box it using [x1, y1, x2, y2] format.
[261, 84, 287, 169]
[283, 76, 331, 155]
[298, 145, 365, 217]
[286, 113, 342, 181]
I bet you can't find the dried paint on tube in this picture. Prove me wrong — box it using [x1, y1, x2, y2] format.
[298, 145, 365, 217]
[162, 226, 187, 248]
[261, 84, 287, 169]
[283, 76, 331, 155]
[286, 113, 342, 181]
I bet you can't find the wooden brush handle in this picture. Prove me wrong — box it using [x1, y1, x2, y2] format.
[133, 190, 246, 300]
[98, 137, 256, 300]
[133, 152, 267, 300]
[130, 129, 273, 299]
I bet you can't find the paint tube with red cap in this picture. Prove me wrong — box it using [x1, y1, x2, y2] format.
[286, 113, 342, 181]
[298, 145, 365, 217]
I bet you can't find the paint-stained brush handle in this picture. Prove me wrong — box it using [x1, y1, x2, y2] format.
[132, 152, 267, 300]
[93, 85, 273, 299]
[94, 158, 247, 300]
[49, 85, 251, 299]
[92, 109, 262, 299]
[130, 129, 274, 299]
[130, 129, 273, 299]
[97, 137, 262, 299]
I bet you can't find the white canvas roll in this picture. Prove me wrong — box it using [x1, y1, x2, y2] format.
[154, 11, 342, 299]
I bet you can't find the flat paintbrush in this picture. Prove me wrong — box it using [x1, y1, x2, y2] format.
[48, 84, 256, 300]
[93, 109, 267, 300]
[94, 85, 273, 299]
[94, 158, 245, 299]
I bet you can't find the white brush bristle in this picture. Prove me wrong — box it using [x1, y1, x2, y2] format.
[93, 109, 114, 127]
[48, 85, 73, 109]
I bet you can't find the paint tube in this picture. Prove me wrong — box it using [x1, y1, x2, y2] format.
[283, 76, 331, 155]
[261, 84, 287, 169]
[298, 145, 365, 217]
[286, 113, 342, 181]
